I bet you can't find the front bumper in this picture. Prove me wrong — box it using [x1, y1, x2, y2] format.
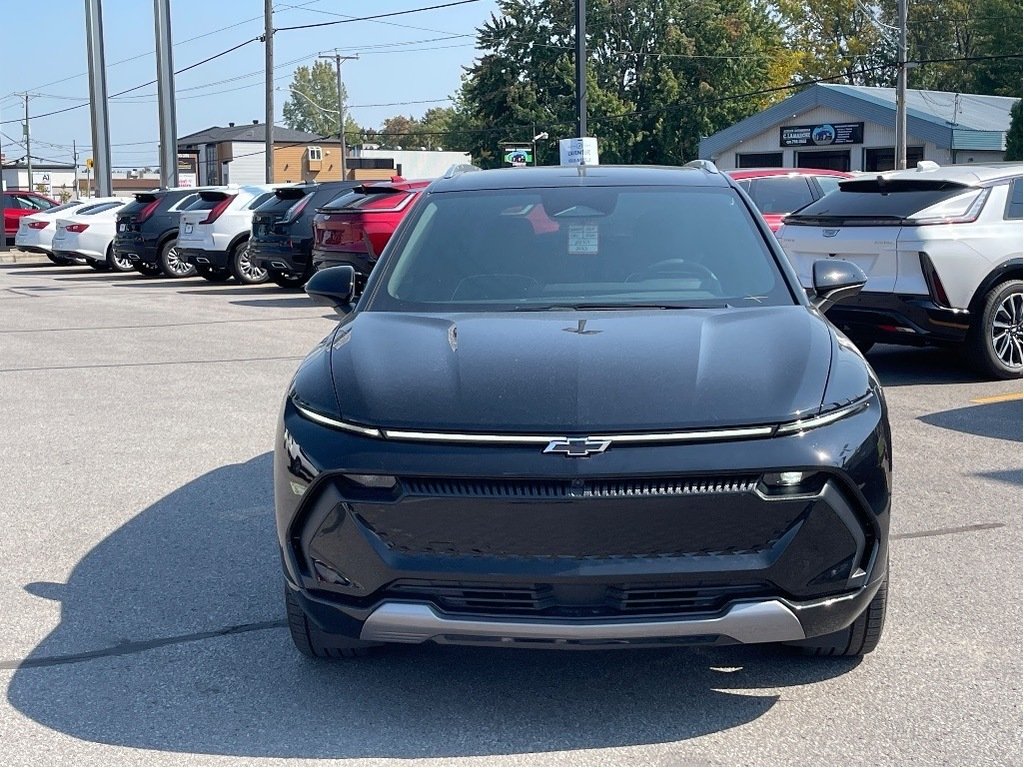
[828, 291, 971, 345]
[276, 393, 891, 648]
[179, 247, 230, 270]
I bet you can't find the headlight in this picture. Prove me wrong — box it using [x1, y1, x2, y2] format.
[292, 397, 381, 438]
[776, 395, 872, 436]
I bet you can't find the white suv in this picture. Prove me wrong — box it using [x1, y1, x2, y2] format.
[176, 185, 277, 284]
[777, 163, 1023, 379]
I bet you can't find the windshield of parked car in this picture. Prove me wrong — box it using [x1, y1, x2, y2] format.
[367, 186, 794, 311]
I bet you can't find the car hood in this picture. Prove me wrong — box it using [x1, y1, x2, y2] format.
[328, 307, 834, 433]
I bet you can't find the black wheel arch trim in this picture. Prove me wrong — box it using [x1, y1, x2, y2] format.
[969, 258, 1023, 315]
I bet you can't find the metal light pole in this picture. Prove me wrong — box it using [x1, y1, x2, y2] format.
[532, 131, 548, 166]
[154, 0, 178, 187]
[264, 0, 274, 183]
[575, 0, 587, 137]
[319, 52, 359, 180]
[85, 0, 112, 196]
[895, 0, 908, 169]
[23, 94, 31, 191]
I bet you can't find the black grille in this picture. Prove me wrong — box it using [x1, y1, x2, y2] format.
[402, 476, 758, 499]
[352, 486, 802, 559]
[384, 580, 769, 617]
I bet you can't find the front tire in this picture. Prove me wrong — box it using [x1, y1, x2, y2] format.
[158, 240, 196, 278]
[87, 259, 110, 272]
[284, 585, 374, 659]
[134, 262, 164, 277]
[268, 263, 313, 290]
[966, 279, 1023, 379]
[196, 266, 232, 282]
[791, 565, 888, 657]
[106, 244, 134, 273]
[230, 241, 268, 285]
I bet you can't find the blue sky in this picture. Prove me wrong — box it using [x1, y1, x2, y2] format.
[0, 0, 499, 169]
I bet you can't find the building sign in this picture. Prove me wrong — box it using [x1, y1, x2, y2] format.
[177, 152, 199, 187]
[500, 143, 533, 167]
[559, 137, 599, 166]
[780, 122, 864, 147]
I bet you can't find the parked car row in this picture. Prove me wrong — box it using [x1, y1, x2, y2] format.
[15, 161, 1021, 379]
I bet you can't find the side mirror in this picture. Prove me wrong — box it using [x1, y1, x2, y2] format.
[306, 265, 356, 314]
[812, 259, 867, 313]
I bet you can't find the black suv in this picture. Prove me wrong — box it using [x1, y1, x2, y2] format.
[249, 181, 357, 288]
[113, 188, 205, 278]
[276, 164, 892, 659]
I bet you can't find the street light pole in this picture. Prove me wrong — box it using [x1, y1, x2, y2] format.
[895, 0, 908, 169]
[23, 94, 31, 191]
[264, 0, 274, 183]
[85, 0, 112, 196]
[575, 0, 587, 137]
[319, 51, 359, 181]
[153, 0, 178, 187]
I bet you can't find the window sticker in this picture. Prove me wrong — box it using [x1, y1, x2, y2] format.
[568, 222, 599, 255]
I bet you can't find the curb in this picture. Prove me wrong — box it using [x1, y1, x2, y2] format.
[0, 249, 51, 265]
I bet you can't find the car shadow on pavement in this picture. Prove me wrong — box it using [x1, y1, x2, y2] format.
[919, 399, 1023, 443]
[866, 344, 981, 387]
[7, 455, 860, 759]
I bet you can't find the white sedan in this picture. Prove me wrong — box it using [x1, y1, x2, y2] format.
[14, 198, 124, 264]
[51, 200, 134, 272]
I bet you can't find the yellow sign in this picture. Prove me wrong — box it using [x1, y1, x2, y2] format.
[85, 158, 94, 170]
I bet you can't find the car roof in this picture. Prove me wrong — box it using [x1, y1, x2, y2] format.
[726, 168, 853, 179]
[428, 164, 734, 193]
[871, 162, 1023, 186]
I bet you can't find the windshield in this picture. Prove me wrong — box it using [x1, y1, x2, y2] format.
[367, 186, 793, 311]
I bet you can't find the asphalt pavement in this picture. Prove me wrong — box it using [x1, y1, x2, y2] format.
[0, 259, 1020, 766]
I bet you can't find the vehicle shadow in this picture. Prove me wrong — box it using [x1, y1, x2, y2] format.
[229, 297, 318, 309]
[919, 399, 1023, 443]
[7, 455, 860, 759]
[867, 344, 981, 387]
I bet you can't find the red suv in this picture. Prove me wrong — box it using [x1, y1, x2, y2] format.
[3, 190, 59, 245]
[311, 178, 431, 284]
[726, 168, 852, 232]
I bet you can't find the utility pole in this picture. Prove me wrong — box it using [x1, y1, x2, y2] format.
[895, 0, 908, 169]
[154, 0, 178, 187]
[23, 94, 31, 191]
[85, 0, 112, 196]
[264, 0, 274, 183]
[73, 139, 79, 198]
[319, 51, 358, 180]
[575, 0, 587, 137]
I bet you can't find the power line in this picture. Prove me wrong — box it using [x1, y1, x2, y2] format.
[0, 38, 260, 125]
[275, 0, 483, 32]
[274, 0, 463, 36]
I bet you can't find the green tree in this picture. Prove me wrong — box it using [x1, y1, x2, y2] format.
[776, 0, 897, 86]
[971, 0, 1023, 96]
[458, 0, 795, 168]
[283, 61, 348, 137]
[1006, 100, 1022, 160]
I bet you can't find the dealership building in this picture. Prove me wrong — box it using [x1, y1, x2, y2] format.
[699, 83, 1017, 172]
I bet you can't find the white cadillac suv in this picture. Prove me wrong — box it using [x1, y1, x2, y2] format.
[777, 162, 1023, 379]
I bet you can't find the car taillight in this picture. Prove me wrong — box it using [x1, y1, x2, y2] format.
[282, 195, 312, 224]
[904, 188, 990, 226]
[66, 224, 89, 233]
[28, 221, 49, 229]
[136, 199, 160, 224]
[200, 194, 237, 224]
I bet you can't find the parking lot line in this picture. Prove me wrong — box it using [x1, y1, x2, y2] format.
[970, 391, 1023, 404]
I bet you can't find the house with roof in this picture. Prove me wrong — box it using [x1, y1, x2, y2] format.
[699, 84, 1018, 172]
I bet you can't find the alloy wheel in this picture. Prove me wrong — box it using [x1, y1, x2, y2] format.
[237, 246, 267, 283]
[991, 290, 1024, 370]
[164, 246, 192, 277]
[111, 251, 134, 271]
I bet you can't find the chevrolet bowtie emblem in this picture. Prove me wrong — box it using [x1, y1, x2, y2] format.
[543, 437, 611, 457]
